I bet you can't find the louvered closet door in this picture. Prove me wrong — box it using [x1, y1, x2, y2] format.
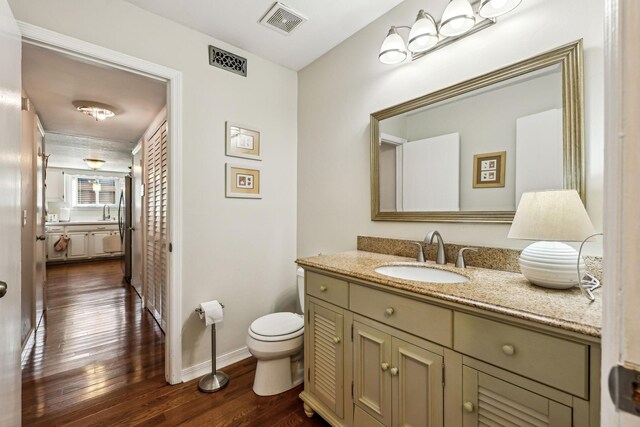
[308, 303, 344, 418]
[462, 366, 571, 427]
[144, 121, 168, 331]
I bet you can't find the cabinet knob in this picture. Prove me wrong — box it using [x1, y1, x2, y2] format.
[501, 344, 516, 356]
[381, 362, 389, 371]
[333, 336, 341, 344]
[463, 402, 475, 413]
[385, 307, 395, 316]
[319, 285, 328, 292]
[390, 367, 399, 376]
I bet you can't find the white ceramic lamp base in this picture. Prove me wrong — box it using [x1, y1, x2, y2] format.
[519, 241, 585, 289]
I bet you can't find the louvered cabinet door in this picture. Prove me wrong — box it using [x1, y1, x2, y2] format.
[353, 321, 392, 426]
[144, 121, 168, 331]
[391, 338, 443, 427]
[462, 366, 572, 427]
[308, 303, 344, 418]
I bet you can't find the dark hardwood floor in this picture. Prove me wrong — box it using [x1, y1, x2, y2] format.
[22, 259, 328, 426]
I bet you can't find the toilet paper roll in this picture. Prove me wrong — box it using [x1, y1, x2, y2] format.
[198, 300, 224, 326]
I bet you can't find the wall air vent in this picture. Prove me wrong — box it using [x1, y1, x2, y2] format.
[259, 2, 307, 35]
[208, 45, 247, 77]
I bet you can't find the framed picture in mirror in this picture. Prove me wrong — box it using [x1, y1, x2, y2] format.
[473, 151, 506, 188]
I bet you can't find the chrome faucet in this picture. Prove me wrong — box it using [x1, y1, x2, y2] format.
[455, 247, 479, 268]
[425, 230, 446, 265]
[103, 204, 111, 221]
[411, 242, 425, 262]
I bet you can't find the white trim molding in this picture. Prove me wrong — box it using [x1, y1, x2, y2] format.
[181, 347, 252, 383]
[18, 22, 185, 385]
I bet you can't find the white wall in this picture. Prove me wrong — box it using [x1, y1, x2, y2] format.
[298, 0, 603, 257]
[9, 0, 298, 371]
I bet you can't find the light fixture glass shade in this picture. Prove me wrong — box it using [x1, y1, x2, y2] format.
[73, 101, 116, 121]
[439, 0, 476, 37]
[478, 0, 522, 18]
[408, 10, 439, 53]
[508, 190, 595, 242]
[379, 26, 408, 64]
[508, 190, 595, 289]
[84, 158, 106, 170]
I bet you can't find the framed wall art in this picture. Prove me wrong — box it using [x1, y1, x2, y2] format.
[226, 163, 261, 199]
[226, 122, 261, 160]
[473, 151, 506, 188]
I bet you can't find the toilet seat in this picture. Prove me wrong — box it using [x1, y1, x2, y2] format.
[249, 312, 304, 342]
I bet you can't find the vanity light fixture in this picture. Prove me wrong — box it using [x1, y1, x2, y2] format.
[508, 190, 595, 290]
[379, 0, 522, 64]
[73, 101, 116, 121]
[83, 158, 106, 170]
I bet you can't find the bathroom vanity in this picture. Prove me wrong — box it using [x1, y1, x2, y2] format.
[297, 251, 601, 427]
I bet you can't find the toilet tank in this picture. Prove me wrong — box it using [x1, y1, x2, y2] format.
[297, 267, 305, 312]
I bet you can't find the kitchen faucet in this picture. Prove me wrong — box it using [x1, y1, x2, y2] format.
[424, 230, 446, 265]
[103, 204, 111, 221]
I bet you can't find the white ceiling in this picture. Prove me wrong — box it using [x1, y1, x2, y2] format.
[123, 0, 405, 70]
[22, 42, 166, 143]
[45, 133, 135, 173]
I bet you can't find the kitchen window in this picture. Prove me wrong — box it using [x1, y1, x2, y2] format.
[70, 176, 124, 207]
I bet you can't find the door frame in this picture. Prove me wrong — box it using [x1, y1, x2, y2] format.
[18, 22, 184, 384]
[603, 0, 640, 423]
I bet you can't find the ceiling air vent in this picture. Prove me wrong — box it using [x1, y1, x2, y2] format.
[259, 2, 307, 35]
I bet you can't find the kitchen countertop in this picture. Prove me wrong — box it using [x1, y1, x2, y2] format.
[46, 220, 119, 226]
[296, 251, 602, 338]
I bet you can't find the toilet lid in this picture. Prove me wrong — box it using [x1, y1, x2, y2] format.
[250, 312, 304, 337]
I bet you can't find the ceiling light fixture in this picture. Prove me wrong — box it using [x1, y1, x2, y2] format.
[84, 158, 106, 170]
[73, 101, 116, 121]
[379, 0, 522, 64]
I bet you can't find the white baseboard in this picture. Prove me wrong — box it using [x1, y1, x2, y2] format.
[181, 346, 252, 383]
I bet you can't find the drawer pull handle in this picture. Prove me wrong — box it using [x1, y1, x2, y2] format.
[319, 285, 328, 292]
[502, 344, 516, 356]
[333, 336, 341, 344]
[381, 362, 389, 371]
[390, 367, 399, 376]
[385, 307, 395, 316]
[463, 402, 475, 413]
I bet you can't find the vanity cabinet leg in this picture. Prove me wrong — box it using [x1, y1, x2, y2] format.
[303, 402, 315, 418]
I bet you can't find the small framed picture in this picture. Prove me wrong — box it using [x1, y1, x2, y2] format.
[226, 122, 261, 160]
[473, 151, 506, 188]
[226, 163, 261, 199]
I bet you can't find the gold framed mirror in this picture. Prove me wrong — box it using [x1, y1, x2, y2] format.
[370, 40, 584, 223]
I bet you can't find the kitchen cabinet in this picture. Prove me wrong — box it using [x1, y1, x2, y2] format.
[45, 168, 64, 202]
[66, 232, 89, 259]
[46, 233, 66, 261]
[89, 231, 121, 257]
[299, 268, 600, 427]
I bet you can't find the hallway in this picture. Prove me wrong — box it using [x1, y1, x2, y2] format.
[22, 260, 325, 426]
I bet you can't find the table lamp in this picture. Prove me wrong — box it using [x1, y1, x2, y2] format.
[508, 190, 595, 289]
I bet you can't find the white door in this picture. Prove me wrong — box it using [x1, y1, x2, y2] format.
[131, 148, 143, 296]
[603, 0, 640, 424]
[90, 231, 112, 256]
[0, 1, 23, 425]
[34, 121, 46, 327]
[66, 233, 89, 259]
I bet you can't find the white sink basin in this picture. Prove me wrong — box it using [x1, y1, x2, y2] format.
[374, 265, 469, 284]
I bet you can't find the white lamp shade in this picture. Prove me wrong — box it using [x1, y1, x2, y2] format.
[408, 10, 438, 53]
[439, 0, 476, 37]
[83, 158, 106, 170]
[508, 190, 595, 242]
[478, 0, 522, 18]
[379, 27, 407, 64]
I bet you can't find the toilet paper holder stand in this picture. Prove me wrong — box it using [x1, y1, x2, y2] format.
[195, 303, 229, 393]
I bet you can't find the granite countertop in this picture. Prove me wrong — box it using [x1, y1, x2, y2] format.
[296, 251, 602, 338]
[46, 220, 119, 226]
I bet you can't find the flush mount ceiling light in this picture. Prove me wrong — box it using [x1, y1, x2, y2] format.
[73, 101, 116, 121]
[84, 158, 106, 170]
[379, 0, 522, 64]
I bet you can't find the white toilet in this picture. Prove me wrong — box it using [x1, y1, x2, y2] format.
[246, 268, 305, 396]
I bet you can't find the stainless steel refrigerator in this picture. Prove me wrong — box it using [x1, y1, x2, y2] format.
[118, 175, 132, 283]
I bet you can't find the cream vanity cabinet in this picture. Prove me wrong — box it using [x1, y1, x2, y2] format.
[300, 268, 600, 427]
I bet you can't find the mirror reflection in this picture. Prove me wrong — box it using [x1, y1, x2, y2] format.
[378, 64, 563, 213]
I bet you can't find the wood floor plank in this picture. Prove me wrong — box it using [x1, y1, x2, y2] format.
[22, 260, 329, 426]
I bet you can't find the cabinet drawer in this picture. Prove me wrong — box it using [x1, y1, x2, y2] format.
[454, 312, 588, 398]
[306, 271, 349, 308]
[350, 284, 452, 347]
[46, 226, 64, 233]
